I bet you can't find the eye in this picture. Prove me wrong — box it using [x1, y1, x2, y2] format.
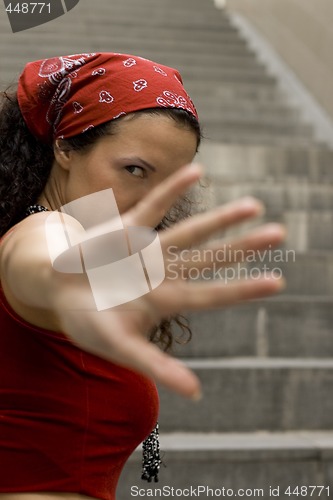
[125, 165, 146, 178]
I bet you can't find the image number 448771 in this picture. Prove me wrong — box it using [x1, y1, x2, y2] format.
[5, 2, 51, 14]
[3, 0, 80, 32]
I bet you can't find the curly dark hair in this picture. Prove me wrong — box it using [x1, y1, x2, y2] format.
[0, 88, 202, 351]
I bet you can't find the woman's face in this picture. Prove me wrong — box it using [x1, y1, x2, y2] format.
[53, 113, 198, 215]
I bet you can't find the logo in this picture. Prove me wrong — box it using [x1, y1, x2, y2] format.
[3, 0, 81, 33]
[44, 189, 165, 311]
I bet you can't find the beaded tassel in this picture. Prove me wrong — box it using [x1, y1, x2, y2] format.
[141, 422, 162, 482]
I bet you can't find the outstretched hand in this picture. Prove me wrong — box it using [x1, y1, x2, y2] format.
[54, 163, 286, 400]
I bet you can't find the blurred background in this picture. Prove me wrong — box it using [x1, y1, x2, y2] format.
[1, 0, 333, 497]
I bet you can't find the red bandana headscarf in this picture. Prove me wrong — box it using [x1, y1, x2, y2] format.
[17, 52, 198, 144]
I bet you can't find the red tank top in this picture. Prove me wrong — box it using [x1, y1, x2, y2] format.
[0, 285, 159, 499]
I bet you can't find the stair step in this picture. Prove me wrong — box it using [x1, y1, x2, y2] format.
[276, 255, 333, 295]
[198, 100, 299, 116]
[104, 50, 264, 72]
[104, 40, 255, 59]
[109, 0, 221, 10]
[118, 431, 333, 500]
[198, 106, 300, 125]
[283, 211, 333, 251]
[210, 182, 333, 212]
[193, 209, 333, 251]
[212, 253, 333, 296]
[202, 123, 314, 145]
[188, 80, 282, 98]
[199, 143, 333, 183]
[181, 67, 275, 84]
[89, 10, 234, 30]
[196, 95, 294, 112]
[173, 297, 333, 358]
[86, 23, 250, 45]
[82, 1, 233, 27]
[157, 358, 333, 432]
[0, 41, 258, 81]
[191, 87, 288, 113]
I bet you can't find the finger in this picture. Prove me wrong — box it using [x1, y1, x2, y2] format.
[122, 163, 203, 227]
[160, 197, 265, 251]
[180, 275, 286, 310]
[167, 223, 286, 273]
[150, 274, 285, 315]
[96, 312, 201, 400]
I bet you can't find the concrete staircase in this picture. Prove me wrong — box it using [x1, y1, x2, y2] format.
[1, 0, 333, 497]
[110, 2, 333, 498]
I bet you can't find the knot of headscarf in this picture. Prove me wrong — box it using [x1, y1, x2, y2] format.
[17, 52, 198, 144]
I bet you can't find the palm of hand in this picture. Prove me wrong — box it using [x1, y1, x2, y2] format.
[58, 164, 285, 399]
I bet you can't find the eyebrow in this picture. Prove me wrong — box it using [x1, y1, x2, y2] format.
[121, 157, 156, 172]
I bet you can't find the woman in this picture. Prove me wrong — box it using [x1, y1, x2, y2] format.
[0, 53, 285, 500]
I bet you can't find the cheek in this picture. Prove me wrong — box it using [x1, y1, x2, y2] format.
[65, 164, 108, 203]
[76, 158, 115, 193]
[109, 186, 139, 215]
[67, 158, 150, 214]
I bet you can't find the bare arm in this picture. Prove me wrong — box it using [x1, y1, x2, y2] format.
[0, 164, 286, 399]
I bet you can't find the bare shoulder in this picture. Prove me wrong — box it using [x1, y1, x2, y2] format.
[0, 211, 84, 273]
[0, 212, 85, 331]
[0, 212, 50, 265]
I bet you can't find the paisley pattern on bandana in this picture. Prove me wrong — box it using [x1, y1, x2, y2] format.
[73, 101, 83, 114]
[153, 66, 168, 77]
[17, 52, 198, 144]
[92, 68, 106, 76]
[133, 79, 148, 92]
[99, 91, 114, 103]
[156, 90, 196, 115]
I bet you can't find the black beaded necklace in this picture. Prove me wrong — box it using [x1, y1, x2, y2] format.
[26, 204, 49, 216]
[26, 204, 162, 482]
